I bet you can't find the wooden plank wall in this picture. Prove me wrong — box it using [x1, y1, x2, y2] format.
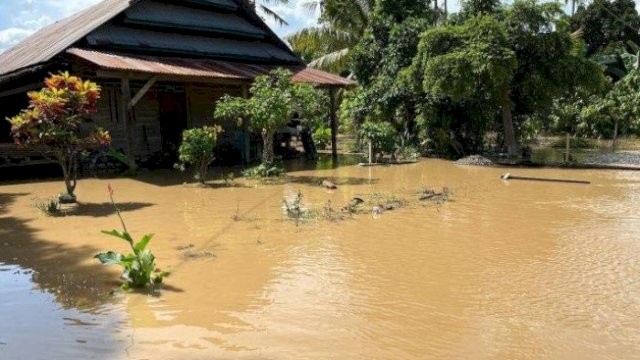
[186, 83, 243, 148]
[91, 81, 160, 160]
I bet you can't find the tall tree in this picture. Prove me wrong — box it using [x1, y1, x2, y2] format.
[502, 0, 604, 155]
[571, 0, 640, 55]
[248, 0, 292, 26]
[412, 16, 517, 156]
[287, 0, 375, 73]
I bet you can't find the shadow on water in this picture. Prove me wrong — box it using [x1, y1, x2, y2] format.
[0, 193, 118, 308]
[285, 175, 379, 187]
[0, 192, 127, 358]
[64, 202, 155, 217]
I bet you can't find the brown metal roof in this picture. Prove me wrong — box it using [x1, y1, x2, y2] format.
[0, 0, 137, 77]
[68, 48, 355, 87]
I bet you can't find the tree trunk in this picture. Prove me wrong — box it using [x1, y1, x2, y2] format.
[565, 132, 571, 163]
[328, 86, 338, 162]
[612, 118, 619, 151]
[58, 152, 78, 203]
[501, 89, 519, 157]
[444, 0, 448, 20]
[262, 130, 276, 165]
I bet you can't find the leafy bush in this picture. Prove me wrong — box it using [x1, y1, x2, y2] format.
[395, 144, 420, 160]
[95, 185, 167, 290]
[8, 72, 110, 202]
[35, 198, 60, 216]
[177, 126, 222, 184]
[242, 163, 285, 179]
[313, 127, 332, 149]
[358, 121, 397, 160]
[215, 69, 327, 165]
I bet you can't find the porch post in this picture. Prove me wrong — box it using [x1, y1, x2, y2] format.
[242, 84, 251, 164]
[121, 77, 138, 172]
[329, 86, 338, 161]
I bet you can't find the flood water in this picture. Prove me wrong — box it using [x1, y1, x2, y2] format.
[1, 158, 639, 359]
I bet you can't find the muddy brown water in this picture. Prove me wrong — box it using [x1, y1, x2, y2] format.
[1, 159, 639, 359]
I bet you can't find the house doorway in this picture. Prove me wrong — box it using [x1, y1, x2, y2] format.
[158, 88, 187, 161]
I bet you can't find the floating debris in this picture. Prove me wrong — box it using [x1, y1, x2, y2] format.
[419, 187, 452, 203]
[322, 180, 338, 190]
[501, 173, 591, 185]
[454, 155, 494, 166]
[182, 249, 215, 260]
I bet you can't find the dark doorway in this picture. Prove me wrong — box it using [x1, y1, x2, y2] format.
[158, 90, 187, 162]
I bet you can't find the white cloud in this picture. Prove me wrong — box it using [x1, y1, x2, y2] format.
[0, 27, 35, 48]
[0, 0, 318, 52]
[261, 0, 320, 37]
[43, 0, 102, 16]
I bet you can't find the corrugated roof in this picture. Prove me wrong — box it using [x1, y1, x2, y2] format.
[0, 0, 302, 79]
[86, 24, 298, 62]
[0, 0, 137, 77]
[68, 48, 355, 87]
[125, 1, 266, 38]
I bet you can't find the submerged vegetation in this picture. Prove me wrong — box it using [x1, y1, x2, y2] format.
[177, 126, 223, 184]
[243, 163, 286, 179]
[95, 185, 168, 290]
[215, 69, 327, 166]
[34, 198, 61, 217]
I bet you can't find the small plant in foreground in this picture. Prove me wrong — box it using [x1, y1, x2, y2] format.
[243, 163, 285, 179]
[35, 198, 61, 216]
[282, 191, 309, 225]
[95, 185, 168, 290]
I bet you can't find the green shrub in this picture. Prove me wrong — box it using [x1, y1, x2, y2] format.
[178, 126, 222, 184]
[35, 198, 60, 216]
[358, 121, 397, 159]
[313, 127, 332, 149]
[242, 163, 285, 179]
[95, 185, 168, 290]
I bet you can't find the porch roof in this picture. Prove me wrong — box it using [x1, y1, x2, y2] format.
[68, 48, 355, 87]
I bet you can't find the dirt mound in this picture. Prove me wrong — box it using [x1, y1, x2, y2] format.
[454, 155, 494, 166]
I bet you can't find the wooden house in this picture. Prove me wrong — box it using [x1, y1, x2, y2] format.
[0, 0, 353, 169]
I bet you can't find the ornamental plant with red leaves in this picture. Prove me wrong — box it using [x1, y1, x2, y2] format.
[7, 72, 111, 202]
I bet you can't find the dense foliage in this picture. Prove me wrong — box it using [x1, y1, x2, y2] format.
[571, 0, 640, 56]
[178, 126, 223, 184]
[215, 69, 327, 166]
[358, 121, 397, 161]
[293, 0, 639, 159]
[8, 72, 110, 201]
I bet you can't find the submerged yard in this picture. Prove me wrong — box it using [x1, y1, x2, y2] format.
[1, 159, 639, 359]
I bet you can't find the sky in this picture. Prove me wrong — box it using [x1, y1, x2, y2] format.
[0, 0, 321, 53]
[0, 0, 638, 53]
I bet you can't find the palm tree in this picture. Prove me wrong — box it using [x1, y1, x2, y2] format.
[287, 0, 374, 73]
[248, 0, 291, 26]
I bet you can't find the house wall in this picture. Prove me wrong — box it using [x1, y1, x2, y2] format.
[90, 80, 248, 164]
[91, 81, 161, 161]
[186, 83, 248, 164]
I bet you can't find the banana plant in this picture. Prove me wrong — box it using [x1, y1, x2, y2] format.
[95, 185, 168, 290]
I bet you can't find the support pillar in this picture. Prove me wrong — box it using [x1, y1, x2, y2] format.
[120, 77, 138, 172]
[328, 86, 338, 162]
[242, 84, 251, 164]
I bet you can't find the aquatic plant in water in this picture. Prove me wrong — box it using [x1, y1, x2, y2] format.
[95, 185, 168, 289]
[35, 198, 61, 216]
[243, 163, 285, 179]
